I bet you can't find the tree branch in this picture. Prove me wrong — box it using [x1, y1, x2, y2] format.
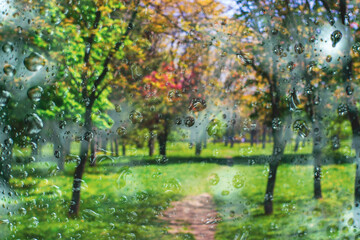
[81, 10, 102, 99]
[90, 1, 140, 101]
[319, 0, 335, 25]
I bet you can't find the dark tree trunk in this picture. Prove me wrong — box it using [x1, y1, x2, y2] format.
[102, 138, 108, 152]
[264, 161, 279, 215]
[348, 103, 360, 223]
[64, 139, 71, 158]
[203, 136, 207, 149]
[158, 132, 167, 156]
[31, 135, 40, 156]
[230, 137, 234, 148]
[114, 137, 119, 157]
[262, 125, 266, 149]
[53, 134, 65, 171]
[37, 139, 43, 156]
[312, 122, 323, 199]
[195, 142, 202, 155]
[0, 144, 13, 182]
[268, 129, 272, 143]
[110, 137, 114, 156]
[90, 139, 96, 167]
[250, 130, 255, 147]
[69, 107, 92, 217]
[264, 130, 285, 215]
[122, 142, 126, 156]
[264, 60, 286, 215]
[148, 137, 154, 156]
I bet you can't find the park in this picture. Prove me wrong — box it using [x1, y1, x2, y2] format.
[0, 0, 360, 239]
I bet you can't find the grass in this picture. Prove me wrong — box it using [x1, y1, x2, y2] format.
[1, 140, 359, 239]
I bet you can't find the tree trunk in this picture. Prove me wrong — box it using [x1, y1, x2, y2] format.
[64, 139, 71, 159]
[122, 142, 126, 156]
[250, 130, 255, 147]
[264, 161, 279, 215]
[158, 132, 167, 156]
[338, 0, 360, 225]
[0, 144, 13, 182]
[230, 137, 234, 148]
[103, 139, 108, 152]
[148, 137, 154, 156]
[53, 134, 65, 171]
[262, 125, 266, 149]
[69, 107, 92, 217]
[90, 139, 96, 167]
[31, 135, 39, 156]
[348, 106, 360, 224]
[110, 137, 114, 156]
[264, 129, 285, 215]
[195, 142, 202, 155]
[312, 122, 323, 199]
[203, 136, 207, 149]
[114, 137, 119, 157]
[264, 61, 286, 215]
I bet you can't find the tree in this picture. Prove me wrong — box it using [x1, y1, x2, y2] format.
[28, 0, 144, 217]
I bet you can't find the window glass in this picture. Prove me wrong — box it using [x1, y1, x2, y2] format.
[0, 0, 360, 239]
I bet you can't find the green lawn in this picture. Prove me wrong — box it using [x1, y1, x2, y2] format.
[2, 141, 359, 239]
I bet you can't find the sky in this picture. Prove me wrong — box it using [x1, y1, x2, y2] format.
[218, 0, 238, 16]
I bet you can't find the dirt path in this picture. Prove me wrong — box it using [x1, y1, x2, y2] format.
[161, 193, 219, 240]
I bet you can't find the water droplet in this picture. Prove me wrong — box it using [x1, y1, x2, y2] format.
[27, 86, 43, 102]
[331, 30, 342, 48]
[3, 125, 11, 134]
[184, 116, 195, 127]
[59, 120, 66, 129]
[309, 35, 316, 42]
[3, 64, 16, 76]
[326, 55, 332, 62]
[287, 61, 295, 71]
[116, 126, 127, 136]
[273, 45, 283, 56]
[331, 135, 340, 150]
[84, 131, 93, 141]
[346, 85, 353, 95]
[313, 95, 321, 105]
[337, 103, 348, 116]
[0, 90, 11, 107]
[352, 42, 360, 54]
[175, 118, 182, 125]
[115, 104, 121, 112]
[272, 118, 282, 130]
[289, 90, 300, 112]
[2, 42, 14, 53]
[208, 173, 220, 185]
[189, 98, 206, 112]
[271, 29, 278, 35]
[129, 110, 143, 124]
[307, 61, 316, 74]
[293, 120, 310, 138]
[54, 150, 61, 158]
[294, 43, 304, 54]
[207, 119, 221, 136]
[24, 52, 46, 72]
[25, 113, 43, 135]
[221, 190, 230, 196]
[232, 174, 244, 188]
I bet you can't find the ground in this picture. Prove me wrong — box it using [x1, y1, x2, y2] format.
[1, 141, 358, 239]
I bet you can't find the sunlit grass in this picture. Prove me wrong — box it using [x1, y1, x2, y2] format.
[4, 139, 358, 239]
